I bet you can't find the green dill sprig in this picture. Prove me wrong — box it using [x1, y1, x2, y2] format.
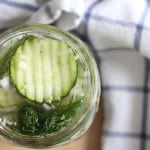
[17, 100, 82, 136]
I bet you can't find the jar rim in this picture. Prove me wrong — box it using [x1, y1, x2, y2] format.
[0, 24, 101, 148]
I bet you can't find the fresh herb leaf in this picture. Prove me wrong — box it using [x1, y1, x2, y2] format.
[19, 106, 40, 134]
[17, 100, 82, 136]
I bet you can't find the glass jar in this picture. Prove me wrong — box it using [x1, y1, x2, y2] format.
[0, 24, 101, 148]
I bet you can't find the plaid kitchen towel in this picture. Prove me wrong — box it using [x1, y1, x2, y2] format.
[0, 0, 150, 150]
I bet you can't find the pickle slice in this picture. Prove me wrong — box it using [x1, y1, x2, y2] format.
[10, 36, 77, 103]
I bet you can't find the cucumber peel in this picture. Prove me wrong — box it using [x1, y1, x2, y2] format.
[10, 36, 77, 104]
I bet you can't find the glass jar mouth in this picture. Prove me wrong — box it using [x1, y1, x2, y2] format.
[0, 24, 101, 148]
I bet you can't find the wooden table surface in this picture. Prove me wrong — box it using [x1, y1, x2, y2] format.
[0, 105, 102, 150]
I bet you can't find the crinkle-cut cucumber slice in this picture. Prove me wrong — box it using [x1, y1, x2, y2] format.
[0, 87, 24, 110]
[10, 36, 77, 104]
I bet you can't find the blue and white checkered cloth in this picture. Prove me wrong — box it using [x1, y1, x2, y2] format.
[0, 0, 150, 150]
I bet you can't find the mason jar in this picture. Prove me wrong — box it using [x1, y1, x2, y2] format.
[0, 24, 101, 148]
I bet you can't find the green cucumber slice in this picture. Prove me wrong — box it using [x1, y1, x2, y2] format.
[0, 76, 24, 112]
[0, 86, 24, 110]
[10, 36, 77, 104]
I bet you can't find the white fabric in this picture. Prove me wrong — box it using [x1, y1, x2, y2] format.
[0, 0, 84, 30]
[0, 0, 150, 150]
